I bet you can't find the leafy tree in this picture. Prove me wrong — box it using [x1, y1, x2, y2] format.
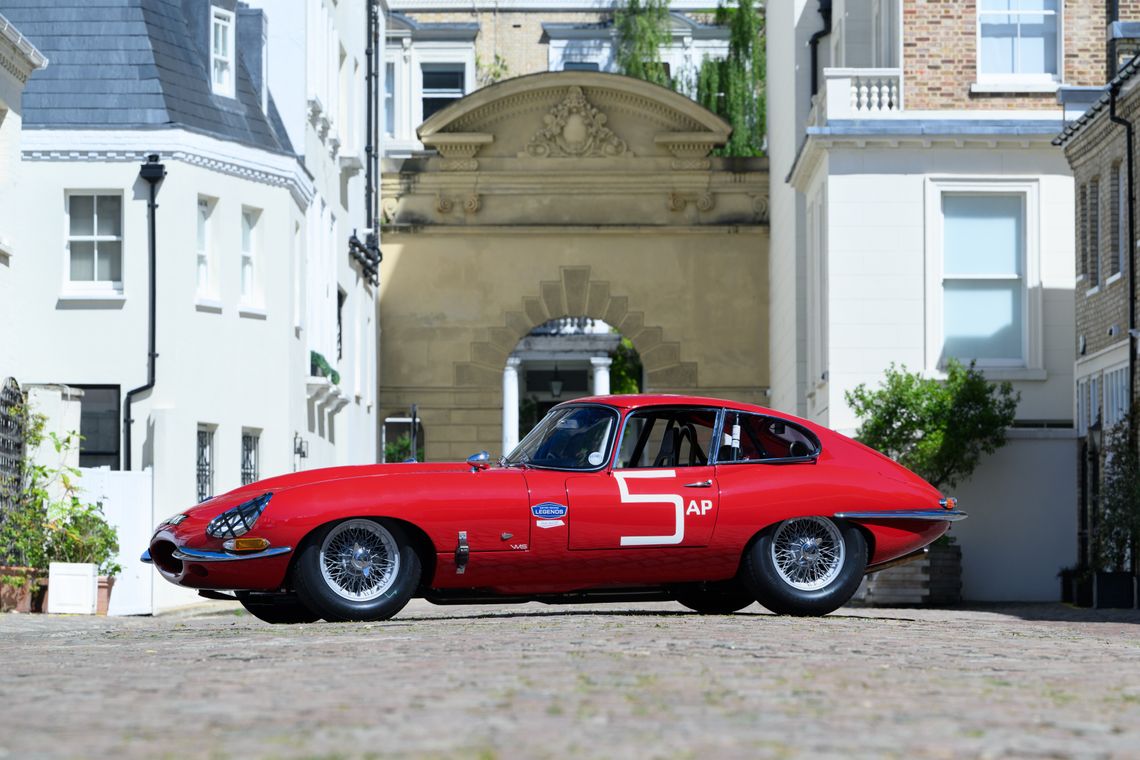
[615, 0, 672, 88]
[384, 433, 424, 463]
[1094, 411, 1140, 572]
[609, 337, 643, 394]
[845, 359, 1020, 491]
[696, 0, 766, 156]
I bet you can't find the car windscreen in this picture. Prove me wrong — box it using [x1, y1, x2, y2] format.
[504, 405, 617, 470]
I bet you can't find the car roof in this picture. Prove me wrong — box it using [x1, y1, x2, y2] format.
[561, 394, 785, 417]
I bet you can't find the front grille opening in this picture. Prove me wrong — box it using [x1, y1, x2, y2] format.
[151, 541, 183, 575]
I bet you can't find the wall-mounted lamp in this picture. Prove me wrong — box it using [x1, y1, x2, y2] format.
[293, 433, 309, 459]
[550, 364, 563, 399]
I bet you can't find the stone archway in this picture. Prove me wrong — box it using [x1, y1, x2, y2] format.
[455, 265, 696, 392]
[379, 72, 768, 461]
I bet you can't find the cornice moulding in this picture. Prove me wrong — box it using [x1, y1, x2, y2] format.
[22, 128, 314, 208]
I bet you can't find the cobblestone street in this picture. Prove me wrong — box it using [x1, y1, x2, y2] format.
[2, 601, 1139, 759]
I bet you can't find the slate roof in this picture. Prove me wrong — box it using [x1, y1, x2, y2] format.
[0, 0, 292, 155]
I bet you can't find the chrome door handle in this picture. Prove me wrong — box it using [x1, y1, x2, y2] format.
[683, 480, 713, 488]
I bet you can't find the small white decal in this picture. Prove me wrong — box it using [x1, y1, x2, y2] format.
[588, 451, 605, 466]
[686, 499, 714, 516]
[510, 543, 528, 550]
[536, 519, 565, 529]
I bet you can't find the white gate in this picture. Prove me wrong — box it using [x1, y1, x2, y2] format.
[79, 468, 155, 616]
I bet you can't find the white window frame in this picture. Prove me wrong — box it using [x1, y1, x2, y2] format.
[924, 177, 1043, 377]
[806, 183, 829, 411]
[1103, 364, 1130, 430]
[211, 6, 236, 99]
[63, 190, 124, 298]
[1088, 177, 1101, 290]
[974, 0, 1062, 91]
[383, 41, 475, 154]
[195, 196, 220, 306]
[240, 206, 262, 310]
[1114, 163, 1126, 281]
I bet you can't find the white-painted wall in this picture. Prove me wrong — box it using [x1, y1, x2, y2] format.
[950, 432, 1078, 601]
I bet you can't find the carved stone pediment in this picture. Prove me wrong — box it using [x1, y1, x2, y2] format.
[524, 86, 629, 159]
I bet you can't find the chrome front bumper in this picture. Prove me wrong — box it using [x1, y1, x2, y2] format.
[833, 509, 968, 522]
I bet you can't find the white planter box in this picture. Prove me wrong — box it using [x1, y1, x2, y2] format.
[47, 562, 98, 614]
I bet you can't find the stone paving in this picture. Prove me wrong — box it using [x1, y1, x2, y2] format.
[1, 601, 1139, 759]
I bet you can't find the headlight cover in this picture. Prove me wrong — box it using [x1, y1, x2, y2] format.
[206, 492, 273, 539]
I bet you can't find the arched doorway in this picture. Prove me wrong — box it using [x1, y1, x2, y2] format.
[379, 72, 768, 460]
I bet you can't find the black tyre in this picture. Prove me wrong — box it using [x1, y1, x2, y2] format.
[236, 592, 321, 624]
[293, 518, 421, 622]
[673, 581, 756, 614]
[743, 516, 866, 616]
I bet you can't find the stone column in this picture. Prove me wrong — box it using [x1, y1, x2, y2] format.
[502, 356, 522, 455]
[590, 356, 612, 396]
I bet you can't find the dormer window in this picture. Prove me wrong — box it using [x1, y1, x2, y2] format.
[211, 7, 236, 98]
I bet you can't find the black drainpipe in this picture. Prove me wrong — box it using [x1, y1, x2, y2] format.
[124, 154, 166, 470]
[808, 0, 833, 99]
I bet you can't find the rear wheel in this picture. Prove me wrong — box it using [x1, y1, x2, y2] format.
[743, 516, 866, 616]
[236, 591, 320, 624]
[294, 519, 421, 622]
[673, 581, 756, 614]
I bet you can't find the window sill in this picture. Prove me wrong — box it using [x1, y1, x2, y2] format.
[195, 298, 223, 314]
[1106, 272, 1124, 286]
[970, 81, 1061, 94]
[1086, 285, 1101, 297]
[928, 366, 1047, 382]
[56, 291, 125, 309]
[239, 305, 267, 320]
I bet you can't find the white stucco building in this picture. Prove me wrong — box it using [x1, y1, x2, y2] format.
[0, 0, 383, 612]
[769, 0, 1084, 601]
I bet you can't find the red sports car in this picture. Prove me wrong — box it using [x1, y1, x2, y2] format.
[144, 395, 964, 623]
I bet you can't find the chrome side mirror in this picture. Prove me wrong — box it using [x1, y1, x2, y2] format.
[467, 450, 491, 471]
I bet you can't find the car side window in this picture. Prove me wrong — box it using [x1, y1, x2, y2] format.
[717, 412, 820, 463]
[616, 408, 718, 468]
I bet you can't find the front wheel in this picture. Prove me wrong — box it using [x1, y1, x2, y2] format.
[293, 519, 421, 622]
[743, 516, 866, 616]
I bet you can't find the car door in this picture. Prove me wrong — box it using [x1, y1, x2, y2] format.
[567, 407, 722, 550]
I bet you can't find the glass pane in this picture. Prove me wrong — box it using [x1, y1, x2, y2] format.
[422, 97, 458, 121]
[943, 280, 1023, 361]
[616, 409, 717, 469]
[69, 195, 94, 236]
[1018, 14, 1057, 75]
[197, 200, 208, 248]
[70, 241, 95, 280]
[943, 195, 1022, 276]
[980, 16, 1016, 75]
[79, 388, 119, 456]
[422, 64, 464, 91]
[564, 62, 600, 71]
[505, 406, 617, 469]
[721, 414, 820, 462]
[97, 241, 122, 281]
[1013, 0, 1058, 10]
[97, 195, 121, 236]
[385, 63, 395, 135]
[197, 254, 209, 291]
[214, 60, 228, 87]
[980, 0, 1014, 9]
[242, 257, 252, 297]
[242, 211, 253, 252]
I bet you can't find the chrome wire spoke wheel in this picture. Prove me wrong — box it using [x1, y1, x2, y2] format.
[319, 520, 401, 602]
[770, 516, 845, 591]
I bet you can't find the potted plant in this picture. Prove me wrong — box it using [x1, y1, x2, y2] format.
[46, 497, 121, 614]
[845, 360, 1019, 606]
[0, 404, 51, 613]
[1089, 417, 1140, 609]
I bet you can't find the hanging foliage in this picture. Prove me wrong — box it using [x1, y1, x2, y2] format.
[696, 0, 766, 156]
[614, 0, 672, 89]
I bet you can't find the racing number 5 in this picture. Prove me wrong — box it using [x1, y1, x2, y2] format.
[615, 470, 684, 546]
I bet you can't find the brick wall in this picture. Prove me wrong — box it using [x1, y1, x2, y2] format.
[405, 11, 607, 87]
[1062, 85, 1136, 390]
[903, 0, 1109, 111]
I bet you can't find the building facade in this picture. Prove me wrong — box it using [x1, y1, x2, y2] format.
[0, 0, 382, 609]
[0, 11, 45, 378]
[383, 1, 729, 155]
[1056, 54, 1140, 573]
[768, 0, 1102, 600]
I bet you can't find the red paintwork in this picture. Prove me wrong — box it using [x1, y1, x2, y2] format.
[149, 395, 949, 596]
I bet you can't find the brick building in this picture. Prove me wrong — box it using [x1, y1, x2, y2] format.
[1056, 50, 1140, 572]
